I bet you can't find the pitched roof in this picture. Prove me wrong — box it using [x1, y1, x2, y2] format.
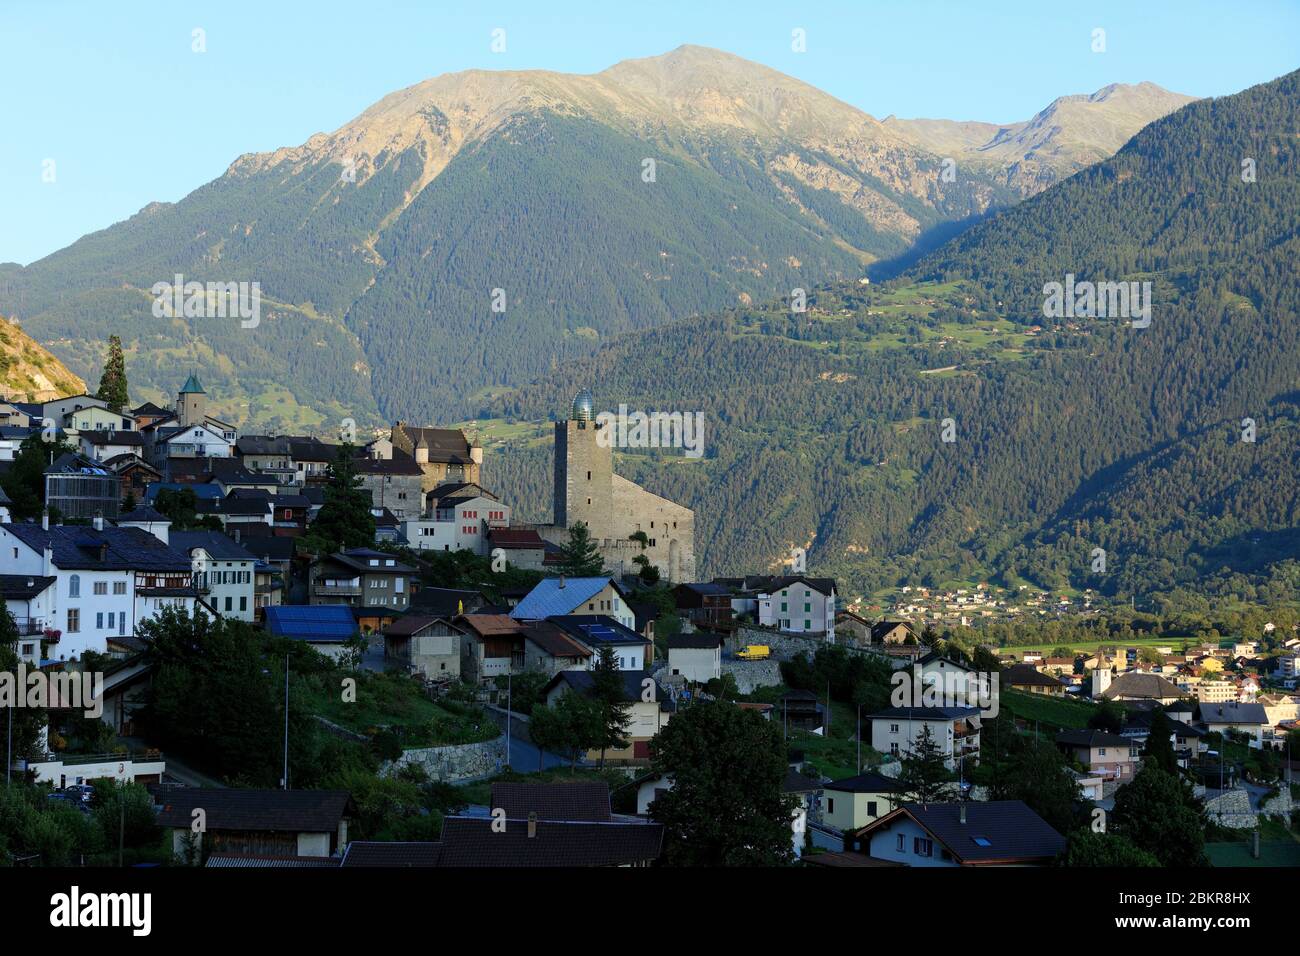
[1003, 663, 1067, 687]
[824, 771, 908, 794]
[1199, 702, 1268, 725]
[490, 782, 612, 822]
[521, 621, 592, 659]
[3, 523, 190, 572]
[455, 613, 523, 638]
[79, 430, 143, 446]
[547, 614, 648, 647]
[117, 505, 170, 523]
[510, 577, 624, 621]
[153, 788, 353, 832]
[857, 801, 1065, 865]
[1055, 729, 1133, 749]
[321, 548, 416, 574]
[411, 587, 489, 616]
[263, 605, 358, 642]
[205, 854, 341, 868]
[1101, 671, 1185, 700]
[178, 373, 205, 395]
[488, 527, 546, 549]
[0, 574, 56, 600]
[666, 633, 723, 650]
[240, 537, 296, 562]
[433, 817, 663, 867]
[867, 706, 981, 720]
[381, 614, 460, 638]
[544, 669, 673, 710]
[396, 426, 474, 464]
[169, 530, 256, 562]
[339, 842, 443, 867]
[756, 575, 837, 597]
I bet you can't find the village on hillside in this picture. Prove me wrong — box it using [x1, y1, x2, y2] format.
[1, 347, 1297, 871]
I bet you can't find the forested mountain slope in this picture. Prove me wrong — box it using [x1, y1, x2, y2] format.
[478, 68, 1300, 606]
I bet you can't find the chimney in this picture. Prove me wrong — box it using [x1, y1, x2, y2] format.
[42, 544, 52, 576]
[959, 802, 967, 825]
[527, 812, 537, 839]
[558, 574, 566, 589]
[41, 508, 48, 531]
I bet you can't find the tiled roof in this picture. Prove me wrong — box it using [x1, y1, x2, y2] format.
[382, 614, 459, 638]
[544, 669, 673, 710]
[323, 548, 416, 574]
[264, 605, 358, 642]
[509, 577, 620, 621]
[490, 782, 612, 822]
[1055, 729, 1133, 749]
[153, 788, 354, 832]
[455, 613, 523, 638]
[205, 854, 341, 868]
[1101, 671, 1184, 700]
[488, 527, 546, 549]
[0, 574, 56, 600]
[1003, 663, 1067, 687]
[1199, 702, 1268, 725]
[340, 842, 442, 867]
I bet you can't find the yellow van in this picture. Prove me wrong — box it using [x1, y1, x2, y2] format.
[736, 644, 770, 660]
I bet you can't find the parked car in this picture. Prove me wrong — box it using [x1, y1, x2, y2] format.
[63, 784, 96, 803]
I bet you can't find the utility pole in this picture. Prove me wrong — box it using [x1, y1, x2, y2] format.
[856, 702, 862, 774]
[505, 670, 512, 770]
[282, 651, 289, 790]
[118, 784, 125, 867]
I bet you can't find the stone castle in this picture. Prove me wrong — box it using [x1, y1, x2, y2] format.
[539, 389, 695, 583]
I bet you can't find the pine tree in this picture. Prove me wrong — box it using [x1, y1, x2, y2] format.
[897, 722, 955, 804]
[557, 521, 604, 577]
[95, 335, 129, 412]
[590, 645, 632, 768]
[1142, 708, 1178, 774]
[309, 444, 376, 554]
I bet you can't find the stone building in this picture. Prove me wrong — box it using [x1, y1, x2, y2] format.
[389, 423, 482, 494]
[541, 390, 694, 583]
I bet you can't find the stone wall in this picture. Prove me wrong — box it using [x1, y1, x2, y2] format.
[721, 659, 783, 694]
[1200, 787, 1257, 829]
[381, 735, 507, 784]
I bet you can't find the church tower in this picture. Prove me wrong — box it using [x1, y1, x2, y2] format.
[177, 372, 207, 427]
[553, 388, 612, 538]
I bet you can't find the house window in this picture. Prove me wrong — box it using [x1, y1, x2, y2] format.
[113, 581, 126, 595]
[67, 609, 80, 633]
[69, 575, 80, 598]
[895, 834, 904, 852]
[827, 798, 835, 814]
[93, 581, 107, 595]
[913, 837, 933, 858]
[867, 801, 878, 817]
[890, 724, 899, 733]
[96, 613, 103, 629]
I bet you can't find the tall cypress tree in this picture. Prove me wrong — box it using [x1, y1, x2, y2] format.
[95, 335, 129, 412]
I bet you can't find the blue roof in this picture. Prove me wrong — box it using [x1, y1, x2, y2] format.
[264, 605, 358, 642]
[146, 482, 224, 501]
[509, 577, 618, 621]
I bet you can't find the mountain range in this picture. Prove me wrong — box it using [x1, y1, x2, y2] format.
[0, 46, 1189, 429]
[474, 67, 1300, 604]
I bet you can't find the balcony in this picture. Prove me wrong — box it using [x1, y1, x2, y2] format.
[13, 617, 48, 636]
[314, 583, 362, 596]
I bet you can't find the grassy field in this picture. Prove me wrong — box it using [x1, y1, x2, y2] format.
[997, 689, 1097, 731]
[997, 636, 1197, 656]
[310, 672, 499, 748]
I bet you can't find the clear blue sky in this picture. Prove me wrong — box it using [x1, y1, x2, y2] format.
[3, 0, 1296, 265]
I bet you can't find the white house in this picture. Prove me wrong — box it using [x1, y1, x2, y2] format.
[169, 530, 257, 622]
[0, 572, 57, 664]
[664, 633, 722, 683]
[756, 576, 836, 637]
[0, 515, 201, 660]
[868, 706, 981, 769]
[510, 577, 635, 631]
[403, 487, 510, 555]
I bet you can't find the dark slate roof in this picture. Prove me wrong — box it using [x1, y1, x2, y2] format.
[1101, 671, 1184, 700]
[548, 614, 648, 647]
[117, 506, 169, 523]
[153, 788, 354, 832]
[264, 605, 358, 642]
[782, 769, 822, 794]
[411, 587, 490, 616]
[916, 652, 975, 671]
[870, 620, 914, 640]
[398, 426, 474, 464]
[757, 575, 837, 597]
[490, 782, 612, 822]
[1003, 663, 1068, 687]
[0, 574, 56, 600]
[544, 669, 674, 711]
[861, 801, 1065, 864]
[323, 548, 416, 574]
[131, 402, 170, 417]
[1199, 702, 1268, 725]
[666, 633, 723, 650]
[240, 537, 295, 562]
[434, 817, 663, 867]
[675, 581, 731, 596]
[824, 771, 908, 794]
[169, 530, 256, 562]
[353, 451, 423, 476]
[339, 842, 442, 867]
[1055, 729, 1133, 749]
[382, 614, 458, 638]
[3, 523, 190, 572]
